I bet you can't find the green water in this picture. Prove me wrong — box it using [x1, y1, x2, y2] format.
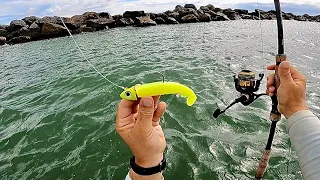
[1, 21, 320, 179]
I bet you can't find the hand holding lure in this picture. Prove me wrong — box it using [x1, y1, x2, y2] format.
[59, 17, 197, 106]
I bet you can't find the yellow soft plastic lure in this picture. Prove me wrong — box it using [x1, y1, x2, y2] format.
[120, 82, 197, 106]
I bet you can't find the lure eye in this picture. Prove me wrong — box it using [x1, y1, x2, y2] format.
[125, 91, 131, 97]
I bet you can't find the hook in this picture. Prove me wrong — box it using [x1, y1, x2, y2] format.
[155, 72, 165, 83]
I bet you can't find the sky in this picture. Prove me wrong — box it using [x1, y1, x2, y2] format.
[0, 0, 319, 25]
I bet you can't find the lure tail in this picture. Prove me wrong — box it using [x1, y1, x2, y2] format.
[187, 94, 197, 106]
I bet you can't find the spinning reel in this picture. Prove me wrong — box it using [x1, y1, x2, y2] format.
[213, 70, 267, 118]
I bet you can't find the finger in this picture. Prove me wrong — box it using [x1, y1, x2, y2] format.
[153, 96, 161, 108]
[266, 85, 275, 96]
[136, 97, 155, 130]
[278, 61, 295, 85]
[153, 102, 167, 123]
[267, 64, 276, 70]
[132, 99, 140, 114]
[133, 113, 138, 121]
[117, 100, 137, 119]
[268, 86, 276, 94]
[267, 74, 275, 88]
[290, 66, 306, 82]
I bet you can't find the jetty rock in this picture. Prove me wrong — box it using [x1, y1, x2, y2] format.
[1, 3, 320, 46]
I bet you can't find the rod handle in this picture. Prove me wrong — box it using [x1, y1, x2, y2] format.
[254, 150, 271, 180]
[275, 54, 287, 90]
[270, 54, 287, 121]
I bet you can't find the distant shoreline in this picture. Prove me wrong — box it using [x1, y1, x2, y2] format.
[1, 4, 319, 46]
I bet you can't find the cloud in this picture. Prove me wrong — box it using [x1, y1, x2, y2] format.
[0, 0, 319, 24]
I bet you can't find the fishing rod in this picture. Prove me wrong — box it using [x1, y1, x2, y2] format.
[213, 0, 286, 179]
[254, 0, 286, 179]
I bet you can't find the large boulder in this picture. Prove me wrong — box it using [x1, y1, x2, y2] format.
[260, 13, 276, 20]
[112, 15, 123, 21]
[166, 17, 179, 24]
[251, 9, 267, 17]
[198, 13, 211, 22]
[22, 16, 41, 26]
[146, 13, 157, 20]
[41, 23, 68, 37]
[70, 15, 84, 24]
[294, 15, 307, 21]
[20, 23, 41, 38]
[229, 12, 242, 20]
[184, 4, 197, 10]
[181, 14, 199, 23]
[82, 12, 99, 19]
[252, 16, 260, 20]
[174, 5, 184, 12]
[40, 16, 59, 24]
[56, 17, 80, 30]
[166, 11, 180, 22]
[86, 18, 115, 30]
[0, 36, 6, 45]
[211, 12, 230, 21]
[200, 6, 210, 12]
[73, 25, 95, 34]
[197, 9, 204, 14]
[8, 20, 27, 32]
[222, 8, 241, 20]
[72, 25, 95, 34]
[283, 13, 295, 20]
[157, 13, 169, 20]
[267, 10, 276, 15]
[71, 12, 99, 25]
[312, 15, 320, 22]
[214, 7, 223, 13]
[206, 4, 215, 11]
[99, 12, 112, 19]
[0, 29, 8, 37]
[134, 16, 157, 27]
[241, 14, 253, 19]
[302, 14, 311, 20]
[6, 31, 20, 40]
[116, 18, 134, 27]
[234, 9, 249, 15]
[8, 36, 31, 44]
[154, 17, 166, 24]
[123, 11, 146, 19]
[178, 8, 198, 18]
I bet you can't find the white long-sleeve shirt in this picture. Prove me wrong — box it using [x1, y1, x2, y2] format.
[287, 110, 320, 179]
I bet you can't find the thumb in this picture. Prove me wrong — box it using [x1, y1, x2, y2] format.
[278, 61, 294, 85]
[136, 97, 154, 129]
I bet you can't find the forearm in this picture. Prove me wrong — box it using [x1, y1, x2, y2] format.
[127, 169, 163, 180]
[287, 110, 320, 179]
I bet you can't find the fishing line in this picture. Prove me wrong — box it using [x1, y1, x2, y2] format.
[257, 0, 265, 62]
[59, 17, 125, 90]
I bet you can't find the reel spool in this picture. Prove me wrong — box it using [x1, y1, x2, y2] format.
[236, 70, 256, 94]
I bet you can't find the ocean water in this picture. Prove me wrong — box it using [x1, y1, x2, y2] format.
[1, 20, 320, 180]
